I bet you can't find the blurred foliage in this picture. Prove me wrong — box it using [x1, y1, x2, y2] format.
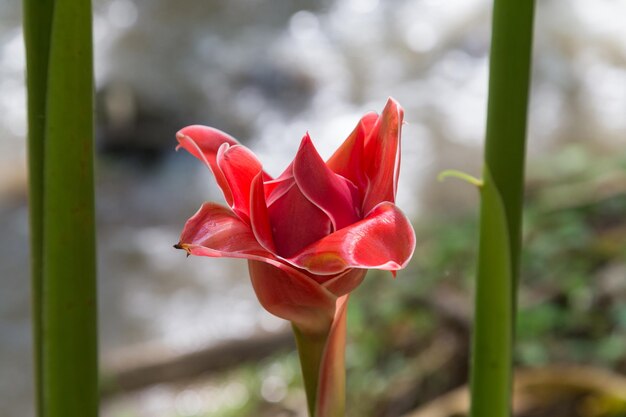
[348, 145, 625, 416]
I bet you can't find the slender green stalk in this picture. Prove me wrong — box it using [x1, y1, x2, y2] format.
[293, 325, 329, 417]
[470, 0, 535, 416]
[23, 0, 55, 415]
[23, 0, 54, 412]
[292, 295, 349, 417]
[470, 168, 514, 417]
[37, 0, 98, 416]
[484, 0, 535, 287]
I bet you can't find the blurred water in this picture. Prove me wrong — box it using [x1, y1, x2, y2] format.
[1, 0, 626, 415]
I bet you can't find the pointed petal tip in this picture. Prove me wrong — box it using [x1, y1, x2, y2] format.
[174, 242, 192, 256]
[300, 132, 313, 147]
[383, 96, 404, 119]
[385, 96, 401, 108]
[174, 241, 188, 249]
[295, 133, 317, 162]
[293, 132, 361, 231]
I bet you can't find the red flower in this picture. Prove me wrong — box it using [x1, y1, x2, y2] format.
[175, 98, 415, 333]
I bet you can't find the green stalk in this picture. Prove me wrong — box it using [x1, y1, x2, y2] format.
[23, 0, 55, 414]
[293, 325, 329, 417]
[484, 0, 536, 289]
[41, 0, 98, 416]
[470, 0, 535, 416]
[292, 295, 349, 417]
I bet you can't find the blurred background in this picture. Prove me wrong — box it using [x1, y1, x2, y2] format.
[1, 0, 625, 416]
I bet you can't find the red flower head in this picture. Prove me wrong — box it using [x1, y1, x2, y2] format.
[175, 98, 415, 334]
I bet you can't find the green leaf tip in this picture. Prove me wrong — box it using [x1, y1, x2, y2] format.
[437, 169, 483, 187]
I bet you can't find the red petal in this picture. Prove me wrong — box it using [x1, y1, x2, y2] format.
[262, 160, 296, 204]
[217, 144, 263, 223]
[268, 181, 332, 258]
[322, 269, 367, 298]
[293, 134, 360, 230]
[315, 294, 349, 417]
[265, 174, 296, 206]
[250, 172, 277, 253]
[288, 202, 415, 275]
[248, 260, 336, 334]
[326, 112, 378, 193]
[177, 203, 272, 260]
[362, 98, 404, 214]
[176, 125, 239, 206]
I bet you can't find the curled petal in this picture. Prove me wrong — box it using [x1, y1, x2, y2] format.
[177, 203, 271, 260]
[268, 181, 332, 258]
[289, 202, 416, 275]
[250, 173, 277, 253]
[178, 204, 336, 333]
[265, 172, 296, 206]
[326, 112, 378, 193]
[322, 269, 367, 298]
[293, 134, 360, 230]
[217, 144, 264, 222]
[248, 260, 336, 334]
[176, 125, 239, 206]
[362, 98, 404, 214]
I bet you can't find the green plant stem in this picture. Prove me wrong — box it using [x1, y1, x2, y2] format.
[471, 168, 514, 417]
[41, 0, 98, 416]
[470, 0, 535, 416]
[484, 0, 535, 287]
[23, 0, 55, 415]
[292, 296, 349, 417]
[293, 325, 329, 417]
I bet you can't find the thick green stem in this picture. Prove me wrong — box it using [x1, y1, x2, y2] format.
[470, 0, 535, 416]
[39, 0, 98, 416]
[292, 295, 349, 417]
[23, 0, 55, 414]
[484, 0, 535, 283]
[471, 168, 514, 417]
[293, 325, 330, 417]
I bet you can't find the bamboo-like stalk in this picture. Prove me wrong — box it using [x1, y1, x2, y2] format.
[484, 0, 536, 290]
[23, 0, 98, 415]
[470, 0, 535, 416]
[23, 0, 55, 415]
